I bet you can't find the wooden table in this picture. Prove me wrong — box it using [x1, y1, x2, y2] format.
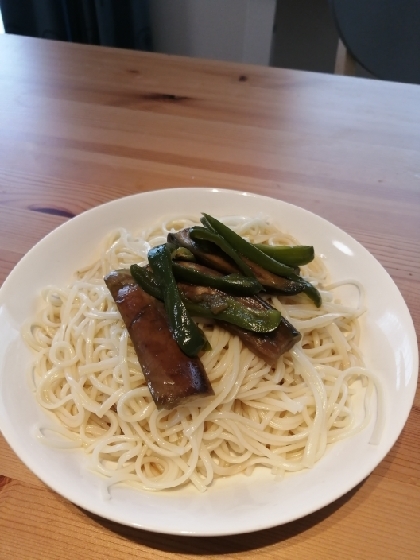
[0, 34, 419, 560]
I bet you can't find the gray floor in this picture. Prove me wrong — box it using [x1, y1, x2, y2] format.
[271, 0, 338, 72]
[271, 0, 371, 78]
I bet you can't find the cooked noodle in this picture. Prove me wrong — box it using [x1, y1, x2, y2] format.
[23, 215, 382, 492]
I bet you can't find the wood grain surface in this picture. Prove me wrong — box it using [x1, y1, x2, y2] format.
[0, 34, 419, 560]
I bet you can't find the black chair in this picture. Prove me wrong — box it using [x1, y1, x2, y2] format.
[329, 0, 420, 84]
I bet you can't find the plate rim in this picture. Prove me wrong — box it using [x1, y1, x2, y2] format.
[0, 187, 418, 536]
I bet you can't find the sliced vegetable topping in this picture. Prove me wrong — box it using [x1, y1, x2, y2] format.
[129, 212, 322, 367]
[148, 244, 207, 357]
[189, 226, 257, 278]
[171, 247, 196, 262]
[172, 261, 262, 295]
[200, 214, 321, 307]
[105, 270, 213, 409]
[178, 284, 282, 333]
[130, 264, 161, 299]
[253, 244, 315, 267]
[130, 264, 282, 333]
[200, 214, 299, 280]
[299, 278, 322, 307]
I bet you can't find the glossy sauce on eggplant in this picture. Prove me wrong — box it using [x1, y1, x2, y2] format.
[104, 270, 213, 409]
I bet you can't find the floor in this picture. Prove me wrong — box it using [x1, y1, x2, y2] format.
[271, 0, 338, 73]
[270, 0, 371, 78]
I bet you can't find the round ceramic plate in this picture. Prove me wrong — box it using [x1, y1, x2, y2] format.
[0, 188, 417, 536]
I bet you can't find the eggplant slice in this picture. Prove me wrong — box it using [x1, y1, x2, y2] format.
[222, 317, 301, 366]
[178, 283, 301, 366]
[104, 270, 213, 409]
[168, 228, 238, 274]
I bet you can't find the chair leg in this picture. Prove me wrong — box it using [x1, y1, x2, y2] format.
[335, 39, 356, 76]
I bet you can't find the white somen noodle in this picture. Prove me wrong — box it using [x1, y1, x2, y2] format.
[22, 215, 383, 493]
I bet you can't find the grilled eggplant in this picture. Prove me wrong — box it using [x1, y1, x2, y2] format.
[104, 270, 213, 409]
[177, 283, 301, 365]
[168, 228, 238, 274]
[222, 316, 301, 366]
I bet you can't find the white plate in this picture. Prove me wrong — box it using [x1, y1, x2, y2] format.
[0, 188, 417, 536]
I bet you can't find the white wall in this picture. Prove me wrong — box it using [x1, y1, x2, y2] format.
[149, 0, 277, 65]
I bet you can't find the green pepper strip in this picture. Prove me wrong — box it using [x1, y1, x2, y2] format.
[189, 226, 256, 278]
[172, 263, 261, 296]
[182, 296, 281, 333]
[130, 264, 162, 300]
[201, 214, 298, 279]
[130, 264, 282, 333]
[147, 244, 207, 357]
[171, 247, 196, 262]
[201, 214, 322, 307]
[299, 279, 322, 308]
[130, 264, 212, 352]
[253, 244, 315, 267]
